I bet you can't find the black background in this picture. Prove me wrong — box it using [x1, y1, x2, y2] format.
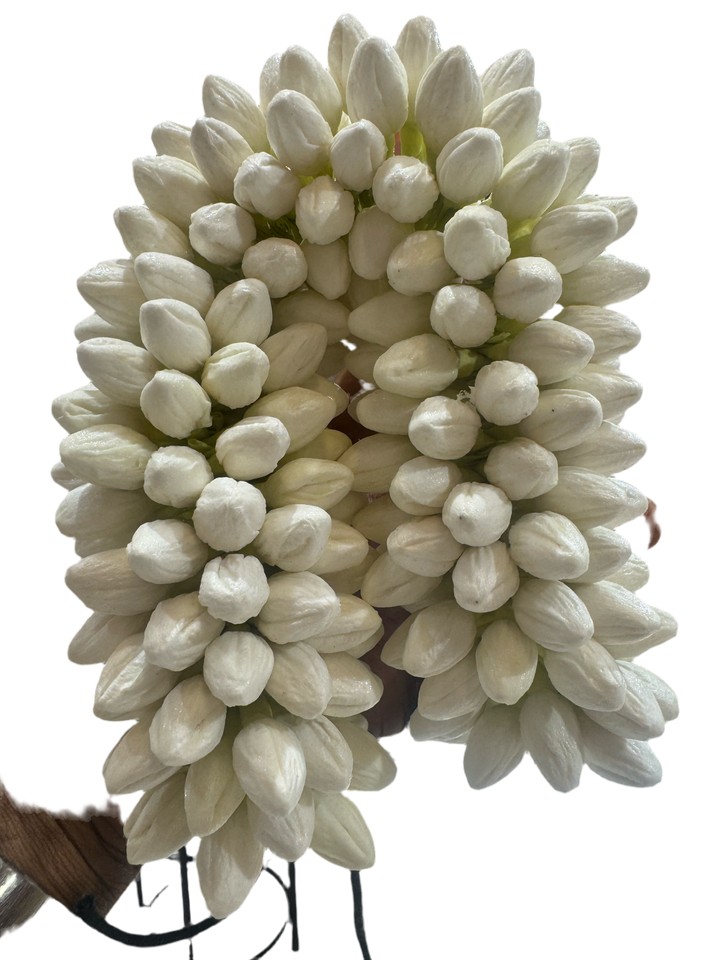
[9, 4, 692, 960]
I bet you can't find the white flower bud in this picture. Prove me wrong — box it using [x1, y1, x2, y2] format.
[512, 578, 594, 650]
[150, 121, 192, 160]
[232, 152, 301, 220]
[476, 620, 538, 704]
[134, 252, 215, 317]
[278, 45, 343, 130]
[348, 208, 413, 282]
[401, 600, 476, 678]
[373, 333, 458, 398]
[555, 365, 642, 421]
[492, 256, 562, 323]
[530, 204, 618, 274]
[518, 389, 603, 451]
[266, 90, 332, 176]
[114, 205, 194, 261]
[260, 323, 328, 393]
[481, 49, 535, 105]
[436, 127, 504, 206]
[555, 305, 641, 364]
[575, 194, 637, 239]
[446, 205, 511, 282]
[520, 689, 583, 792]
[283, 715, 353, 792]
[452, 542, 520, 612]
[346, 37, 408, 139]
[306, 595, 381, 654]
[203, 631, 274, 706]
[415, 46, 483, 157]
[408, 397, 480, 459]
[185, 733, 246, 838]
[573, 582, 660, 645]
[196, 803, 264, 919]
[332, 718, 396, 791]
[442, 481, 512, 547]
[76, 338, 161, 407]
[199, 554, 270, 624]
[361, 552, 442, 607]
[60, 424, 157, 490]
[507, 319, 594, 385]
[623, 663, 678, 722]
[56, 483, 154, 543]
[386, 515, 463, 578]
[256, 571, 340, 644]
[544, 640, 626, 712]
[264, 641, 332, 719]
[67, 549, 173, 616]
[149, 675, 226, 766]
[233, 718, 306, 818]
[274, 289, 350, 344]
[77, 259, 145, 336]
[139, 299, 211, 373]
[296, 376, 349, 417]
[322, 652, 384, 716]
[132, 155, 217, 231]
[254, 504, 331, 571]
[412, 706, 481, 744]
[528, 467, 647, 529]
[246, 386, 336, 452]
[311, 792, 375, 869]
[484, 437, 558, 500]
[127, 519, 208, 585]
[508, 511, 589, 580]
[344, 340, 384, 382]
[417, 652, 487, 722]
[328, 491, 368, 525]
[549, 137, 600, 209]
[201, 343, 269, 409]
[95, 634, 176, 720]
[565, 526, 631, 585]
[189, 203, 256, 267]
[354, 389, 419, 435]
[242, 238, 308, 298]
[390, 455, 463, 515]
[52, 385, 149, 435]
[492, 140, 571, 221]
[330, 120, 387, 192]
[295, 176, 355, 245]
[395, 16, 442, 119]
[463, 705, 524, 788]
[104, 715, 178, 795]
[373, 156, 439, 223]
[247, 788, 315, 863]
[68, 610, 152, 665]
[261, 458, 354, 510]
[125, 772, 192, 865]
[338, 434, 417, 493]
[301, 239, 351, 300]
[583, 663, 665, 741]
[482, 87, 541, 161]
[559, 254, 650, 307]
[190, 117, 253, 201]
[204, 278, 273, 349]
[351, 495, 412, 545]
[343, 272, 393, 310]
[193, 478, 266, 552]
[328, 13, 368, 103]
[202, 75, 268, 152]
[605, 556, 651, 597]
[577, 714, 662, 788]
[214, 416, 290, 481]
[471, 360, 539, 425]
[144, 591, 224, 670]
[430, 284, 496, 348]
[387, 230, 455, 296]
[140, 369, 212, 438]
[76, 310, 143, 346]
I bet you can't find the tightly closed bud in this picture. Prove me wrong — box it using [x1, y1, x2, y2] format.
[77, 338, 161, 407]
[484, 437, 558, 500]
[452, 542, 520, 612]
[60, 424, 157, 491]
[295, 176, 355, 245]
[436, 128, 504, 206]
[332, 718, 396, 791]
[464, 705, 524, 788]
[125, 773, 192, 865]
[349, 291, 432, 352]
[555, 365, 642, 421]
[443, 204, 510, 281]
[256, 571, 340, 643]
[352, 495, 412, 545]
[530, 204, 618, 274]
[507, 318, 594, 384]
[550, 137, 600, 209]
[583, 663, 665, 741]
[284, 715, 353, 792]
[247, 788, 315, 862]
[233, 152, 301, 220]
[528, 466, 647, 528]
[307, 595, 382, 654]
[273, 289, 350, 343]
[134, 252, 215, 316]
[472, 360, 539, 425]
[204, 278, 273, 349]
[246, 387, 336, 453]
[199, 554, 270, 624]
[390, 455, 462, 515]
[482, 87, 541, 161]
[311, 792, 375, 870]
[127, 519, 208, 584]
[345, 341, 384, 381]
[328, 13, 368, 103]
[233, 718, 306, 818]
[565, 526, 632, 584]
[508, 511, 589, 580]
[277, 45, 342, 130]
[242, 238, 307, 298]
[624, 663, 678, 722]
[66, 550, 172, 616]
[282, 427, 350, 464]
[417, 652, 487, 722]
[374, 333, 459, 398]
[94, 634, 176, 720]
[387, 515, 464, 577]
[606, 555, 650, 594]
[354, 389, 419, 435]
[132, 155, 216, 231]
[196, 803, 264, 919]
[361, 552, 442, 607]
[330, 120, 387, 192]
[575, 194, 637, 239]
[481, 49, 534, 105]
[395, 15, 442, 119]
[77, 259, 145, 336]
[266, 90, 332, 176]
[203, 631, 274, 706]
[302, 239, 352, 300]
[202, 75, 268, 151]
[544, 641, 626, 712]
[309, 520, 369, 574]
[430, 284, 496, 348]
[403, 600, 476, 677]
[140, 370, 212, 438]
[254, 504, 331, 571]
[193, 479, 266, 552]
[215, 416, 290, 481]
[373, 156, 439, 223]
[512, 578, 594, 650]
[492, 256, 562, 323]
[261, 458, 354, 509]
[190, 117, 253, 201]
[412, 707, 481, 744]
[518, 389, 603, 451]
[559, 254, 650, 307]
[491, 139, 570, 221]
[573, 582, 660, 645]
[338, 434, 417, 493]
[387, 231, 455, 296]
[56, 483, 154, 542]
[185, 733, 246, 837]
[202, 343, 269, 409]
[415, 46, 483, 157]
[144, 591, 224, 670]
[408, 396, 481, 459]
[150, 675, 226, 766]
[261, 323, 327, 393]
[442, 481, 512, 546]
[346, 37, 408, 139]
[75, 312, 144, 346]
[139, 299, 211, 373]
[578, 714, 662, 788]
[555, 305, 641, 363]
[348, 206, 413, 282]
[189, 203, 256, 267]
[520, 689, 583, 792]
[476, 620, 537, 704]
[264, 641, 332, 719]
[114, 205, 194, 261]
[322, 652, 384, 716]
[104, 715, 178, 795]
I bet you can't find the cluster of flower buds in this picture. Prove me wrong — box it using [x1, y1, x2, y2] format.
[53, 12, 676, 920]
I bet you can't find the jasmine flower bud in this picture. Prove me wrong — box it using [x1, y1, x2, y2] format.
[492, 256, 562, 322]
[256, 571, 340, 644]
[482, 87, 541, 161]
[544, 640, 626, 712]
[56, 483, 154, 545]
[295, 176, 355, 245]
[60, 424, 157, 490]
[213, 416, 289, 482]
[302, 239, 351, 300]
[261, 323, 327, 393]
[307, 518, 369, 575]
[264, 641, 332, 719]
[550, 137, 600, 209]
[203, 631, 274, 706]
[190, 117, 253, 201]
[387, 515, 464, 578]
[435, 128, 504, 206]
[443, 204, 510, 281]
[134, 252, 215, 317]
[395, 16, 442, 120]
[518, 389, 603, 451]
[307, 595, 382, 654]
[189, 203, 256, 267]
[202, 75, 268, 152]
[114, 205, 194, 261]
[573, 582, 660, 645]
[348, 208, 413, 281]
[583, 663, 665, 741]
[140, 369, 212, 438]
[143, 591, 224, 671]
[233, 152, 302, 220]
[491, 139, 571, 221]
[528, 466, 647, 529]
[245, 386, 336, 452]
[94, 633, 176, 721]
[555, 421, 646, 475]
[242, 238, 307, 298]
[273, 289, 350, 343]
[66, 549, 173, 616]
[192, 478, 266, 552]
[475, 620, 537, 704]
[76, 338, 161, 407]
[196, 804, 263, 918]
[390, 455, 463, 515]
[143, 446, 213, 508]
[575, 194, 637, 239]
[387, 229, 456, 295]
[322, 652, 384, 716]
[401, 600, 476, 677]
[484, 437, 558, 500]
[556, 364, 642, 421]
[77, 259, 145, 336]
[565, 526, 632, 585]
[352, 495, 413, 546]
[481, 49, 535, 105]
[204, 278, 273, 350]
[430, 284, 496, 348]
[103, 715, 179, 795]
[408, 396, 481, 459]
[311, 793, 375, 870]
[149, 675, 226, 767]
[283, 715, 352, 792]
[278, 45, 343, 130]
[507, 318, 595, 384]
[254, 504, 332, 571]
[338, 434, 417, 493]
[232, 718, 306, 818]
[508, 511, 590, 580]
[577, 714, 661, 788]
[199, 554, 270, 624]
[415, 47, 484, 157]
[266, 90, 332, 176]
[354, 389, 420, 435]
[530, 203, 618, 274]
[201, 342, 270, 409]
[555, 305, 641, 363]
[463, 705, 524, 788]
[373, 333, 459, 398]
[139, 299, 211, 374]
[442, 481, 512, 546]
[520, 689, 583, 792]
[373, 156, 439, 223]
[559, 254, 650, 307]
[327, 13, 368, 104]
[261, 458, 354, 510]
[471, 360, 539, 425]
[416, 653, 487, 722]
[330, 120, 387, 192]
[361, 551, 442, 607]
[452, 541, 520, 612]
[512, 578, 594, 650]
[185, 734, 246, 838]
[132, 155, 217, 231]
[127, 519, 208, 584]
[346, 37, 409, 140]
